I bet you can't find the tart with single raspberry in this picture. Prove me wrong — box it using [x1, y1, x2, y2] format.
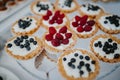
[90, 34, 120, 63]
[30, 0, 54, 16]
[70, 15, 98, 38]
[11, 16, 40, 36]
[58, 49, 100, 80]
[43, 26, 77, 55]
[96, 14, 120, 34]
[54, 0, 79, 13]
[42, 10, 69, 30]
[5, 35, 43, 60]
[79, 3, 105, 18]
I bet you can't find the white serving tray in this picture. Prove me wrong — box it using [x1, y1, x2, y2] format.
[0, 0, 120, 80]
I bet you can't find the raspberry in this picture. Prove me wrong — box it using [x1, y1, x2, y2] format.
[72, 22, 78, 27]
[77, 26, 84, 32]
[80, 15, 88, 26]
[55, 10, 60, 16]
[55, 33, 64, 40]
[52, 16, 58, 21]
[84, 25, 92, 32]
[45, 34, 53, 41]
[65, 33, 72, 39]
[59, 13, 65, 18]
[43, 15, 49, 20]
[75, 15, 81, 21]
[87, 20, 95, 26]
[47, 10, 52, 16]
[51, 39, 61, 47]
[59, 26, 67, 33]
[49, 27, 56, 35]
[56, 19, 63, 24]
[49, 20, 54, 24]
[62, 39, 69, 45]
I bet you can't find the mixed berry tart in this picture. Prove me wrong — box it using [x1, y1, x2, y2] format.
[5, 35, 43, 60]
[79, 3, 105, 18]
[42, 26, 77, 60]
[11, 16, 40, 36]
[55, 0, 78, 13]
[96, 14, 120, 34]
[70, 15, 98, 38]
[90, 34, 120, 63]
[42, 10, 69, 30]
[58, 49, 100, 80]
[30, 0, 54, 16]
[35, 50, 56, 72]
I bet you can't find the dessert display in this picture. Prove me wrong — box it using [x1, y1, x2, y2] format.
[43, 26, 77, 59]
[5, 35, 43, 60]
[55, 0, 78, 13]
[96, 14, 120, 34]
[11, 16, 40, 35]
[58, 49, 99, 80]
[30, 0, 54, 16]
[42, 10, 69, 30]
[92, 0, 117, 2]
[70, 15, 98, 38]
[90, 34, 120, 63]
[79, 3, 105, 18]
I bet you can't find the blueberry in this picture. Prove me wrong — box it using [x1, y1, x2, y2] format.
[26, 47, 31, 51]
[71, 64, 75, 69]
[108, 38, 112, 43]
[21, 36, 24, 39]
[79, 55, 83, 59]
[114, 54, 119, 59]
[16, 37, 20, 40]
[7, 43, 12, 48]
[113, 43, 117, 47]
[85, 56, 90, 61]
[104, 42, 109, 46]
[110, 49, 114, 53]
[91, 60, 96, 64]
[79, 70, 84, 75]
[77, 65, 82, 70]
[74, 53, 78, 57]
[99, 44, 102, 48]
[68, 62, 72, 67]
[71, 58, 76, 63]
[15, 42, 20, 46]
[104, 21, 108, 24]
[98, 41, 101, 45]
[94, 43, 98, 47]
[79, 61, 84, 66]
[30, 19, 32, 22]
[24, 35, 28, 39]
[20, 45, 24, 48]
[87, 67, 91, 72]
[63, 57, 67, 61]
[29, 38, 34, 42]
[0, 76, 3, 80]
[85, 63, 90, 68]
[14, 40, 18, 44]
[33, 41, 37, 45]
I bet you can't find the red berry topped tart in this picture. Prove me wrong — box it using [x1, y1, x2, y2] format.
[42, 10, 69, 30]
[5, 35, 43, 60]
[42, 26, 77, 59]
[11, 16, 40, 36]
[79, 3, 104, 18]
[90, 34, 120, 63]
[96, 14, 120, 34]
[30, 0, 54, 16]
[70, 15, 98, 38]
[55, 0, 78, 13]
[58, 49, 100, 80]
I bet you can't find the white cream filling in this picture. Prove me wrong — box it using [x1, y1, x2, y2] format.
[70, 19, 96, 35]
[98, 15, 120, 30]
[62, 51, 95, 78]
[58, 0, 75, 10]
[7, 36, 38, 56]
[13, 17, 37, 33]
[42, 14, 67, 27]
[33, 1, 53, 15]
[93, 38, 120, 59]
[80, 3, 101, 15]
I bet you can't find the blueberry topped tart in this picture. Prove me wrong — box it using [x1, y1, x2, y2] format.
[90, 34, 120, 63]
[58, 49, 99, 80]
[96, 14, 120, 34]
[55, 0, 78, 13]
[30, 0, 54, 16]
[79, 3, 104, 18]
[12, 16, 40, 35]
[5, 35, 43, 60]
